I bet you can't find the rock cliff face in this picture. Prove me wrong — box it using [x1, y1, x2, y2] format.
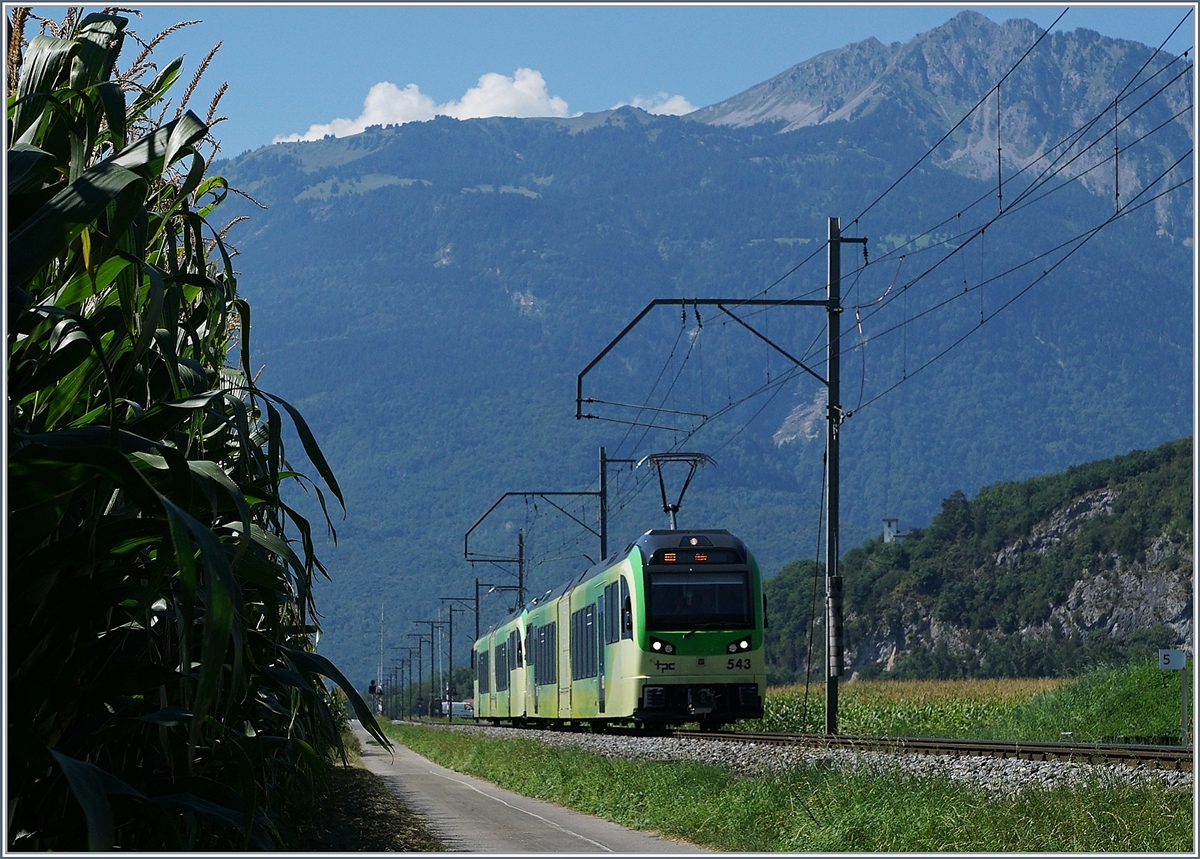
[1047, 534, 1193, 645]
[843, 485, 1193, 679]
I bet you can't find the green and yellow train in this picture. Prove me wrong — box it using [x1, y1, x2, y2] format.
[473, 529, 766, 730]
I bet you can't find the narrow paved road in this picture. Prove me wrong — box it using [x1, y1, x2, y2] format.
[351, 722, 708, 853]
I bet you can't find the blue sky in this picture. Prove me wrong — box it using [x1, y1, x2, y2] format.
[18, 3, 1197, 157]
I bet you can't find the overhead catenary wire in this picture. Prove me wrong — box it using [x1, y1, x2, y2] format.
[739, 14, 1192, 381]
[846, 89, 1193, 345]
[851, 48, 1193, 280]
[852, 166, 1192, 414]
[569, 9, 1193, 549]
[607, 149, 1190, 520]
[851, 7, 1068, 228]
[845, 124, 1194, 363]
[609, 136, 1184, 480]
[768, 8, 1190, 307]
[853, 37, 1193, 285]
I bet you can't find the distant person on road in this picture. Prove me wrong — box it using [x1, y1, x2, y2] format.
[416, 698, 426, 718]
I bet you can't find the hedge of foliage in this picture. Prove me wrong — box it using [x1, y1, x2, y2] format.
[7, 8, 386, 849]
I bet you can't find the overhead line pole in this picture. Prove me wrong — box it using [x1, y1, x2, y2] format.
[574, 223, 866, 736]
[404, 646, 416, 719]
[398, 656, 407, 719]
[826, 216, 866, 736]
[465, 449, 635, 587]
[576, 297, 829, 423]
[414, 620, 447, 717]
[600, 447, 637, 559]
[407, 633, 427, 718]
[431, 606, 463, 722]
[443, 583, 489, 667]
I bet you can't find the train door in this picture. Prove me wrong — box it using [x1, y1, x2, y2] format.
[557, 597, 571, 718]
[597, 593, 606, 714]
[511, 628, 525, 719]
[488, 633, 496, 716]
[527, 624, 538, 716]
[502, 635, 511, 718]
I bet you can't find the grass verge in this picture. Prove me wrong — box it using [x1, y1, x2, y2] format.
[384, 723, 1192, 852]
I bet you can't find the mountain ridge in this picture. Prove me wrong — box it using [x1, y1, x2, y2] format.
[212, 11, 1192, 687]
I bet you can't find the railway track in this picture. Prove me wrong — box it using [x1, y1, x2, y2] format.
[668, 729, 1193, 771]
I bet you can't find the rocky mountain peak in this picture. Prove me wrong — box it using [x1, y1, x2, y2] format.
[689, 10, 1192, 216]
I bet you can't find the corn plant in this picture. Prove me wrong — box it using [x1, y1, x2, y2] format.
[6, 8, 387, 850]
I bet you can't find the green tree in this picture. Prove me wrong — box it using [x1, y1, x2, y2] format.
[6, 8, 385, 850]
[763, 558, 824, 684]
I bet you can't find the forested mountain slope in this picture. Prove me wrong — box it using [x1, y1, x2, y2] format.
[213, 11, 1192, 685]
[765, 437, 1193, 683]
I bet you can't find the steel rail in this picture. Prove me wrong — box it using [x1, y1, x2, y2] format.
[668, 729, 1193, 771]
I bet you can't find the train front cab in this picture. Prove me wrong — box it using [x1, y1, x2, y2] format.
[630, 530, 767, 729]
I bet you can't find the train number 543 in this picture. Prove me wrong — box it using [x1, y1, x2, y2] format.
[727, 658, 752, 670]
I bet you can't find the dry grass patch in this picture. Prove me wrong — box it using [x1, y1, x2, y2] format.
[751, 677, 1070, 736]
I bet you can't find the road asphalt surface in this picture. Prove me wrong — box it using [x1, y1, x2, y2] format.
[351, 721, 709, 853]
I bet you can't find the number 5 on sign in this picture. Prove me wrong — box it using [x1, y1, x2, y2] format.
[1159, 649, 1186, 670]
[1159, 649, 1190, 745]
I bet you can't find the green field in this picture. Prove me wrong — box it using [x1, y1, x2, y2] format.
[749, 661, 1191, 742]
[385, 664, 1194, 852]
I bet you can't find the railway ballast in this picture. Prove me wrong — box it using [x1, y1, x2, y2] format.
[440, 723, 1193, 797]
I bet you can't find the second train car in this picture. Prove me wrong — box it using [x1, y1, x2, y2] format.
[473, 529, 766, 730]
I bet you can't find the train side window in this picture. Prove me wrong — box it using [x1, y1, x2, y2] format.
[597, 597, 606, 675]
[571, 610, 579, 680]
[620, 576, 632, 638]
[601, 586, 609, 643]
[535, 622, 556, 685]
[577, 607, 585, 678]
[601, 583, 610, 643]
[584, 604, 596, 677]
[477, 650, 490, 694]
[605, 582, 619, 643]
[495, 642, 508, 691]
[571, 605, 598, 679]
[533, 627, 539, 680]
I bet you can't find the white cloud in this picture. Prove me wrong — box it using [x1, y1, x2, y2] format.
[441, 68, 569, 120]
[274, 82, 436, 143]
[273, 69, 568, 144]
[612, 93, 698, 116]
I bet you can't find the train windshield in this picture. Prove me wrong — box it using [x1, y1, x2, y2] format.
[646, 570, 752, 630]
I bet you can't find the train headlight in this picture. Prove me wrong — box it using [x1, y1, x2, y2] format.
[649, 636, 675, 655]
[727, 637, 752, 653]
